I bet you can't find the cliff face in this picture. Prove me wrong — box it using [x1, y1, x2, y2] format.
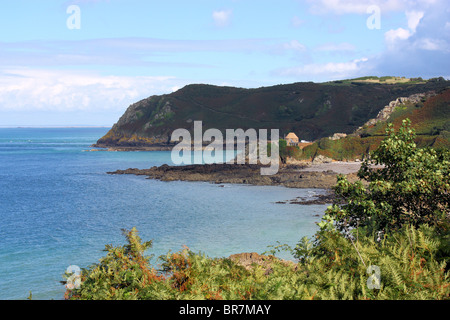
[95, 78, 450, 148]
[356, 91, 436, 131]
[95, 95, 175, 147]
[297, 87, 450, 161]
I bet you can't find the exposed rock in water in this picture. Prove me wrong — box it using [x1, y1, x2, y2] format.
[286, 192, 337, 205]
[107, 163, 361, 189]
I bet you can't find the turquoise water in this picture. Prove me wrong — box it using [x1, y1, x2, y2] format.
[0, 128, 327, 300]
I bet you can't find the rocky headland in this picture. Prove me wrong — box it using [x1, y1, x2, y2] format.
[94, 79, 450, 150]
[107, 161, 366, 204]
[107, 163, 360, 189]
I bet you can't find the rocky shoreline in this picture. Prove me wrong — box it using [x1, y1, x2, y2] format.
[275, 192, 337, 205]
[107, 162, 363, 204]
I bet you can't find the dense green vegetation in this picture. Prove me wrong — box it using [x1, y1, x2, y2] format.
[278, 139, 302, 163]
[64, 224, 449, 300]
[96, 77, 450, 147]
[64, 120, 449, 300]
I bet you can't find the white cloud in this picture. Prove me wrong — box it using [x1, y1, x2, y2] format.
[414, 38, 448, 51]
[306, 0, 406, 15]
[364, 1, 450, 79]
[305, 0, 443, 15]
[385, 27, 412, 45]
[275, 58, 368, 80]
[406, 11, 424, 32]
[384, 10, 424, 49]
[0, 68, 181, 112]
[282, 40, 307, 52]
[212, 9, 232, 27]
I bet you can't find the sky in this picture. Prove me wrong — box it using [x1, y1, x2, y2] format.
[0, 0, 449, 126]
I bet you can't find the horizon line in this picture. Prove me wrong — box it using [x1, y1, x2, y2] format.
[0, 125, 112, 128]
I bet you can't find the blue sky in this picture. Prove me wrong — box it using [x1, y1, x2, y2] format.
[0, 0, 449, 126]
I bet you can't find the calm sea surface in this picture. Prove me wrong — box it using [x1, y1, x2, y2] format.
[0, 127, 327, 300]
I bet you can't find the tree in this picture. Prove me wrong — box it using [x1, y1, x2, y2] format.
[278, 139, 288, 163]
[326, 119, 450, 235]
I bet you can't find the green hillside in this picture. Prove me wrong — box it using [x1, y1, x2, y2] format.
[95, 77, 450, 148]
[297, 86, 450, 161]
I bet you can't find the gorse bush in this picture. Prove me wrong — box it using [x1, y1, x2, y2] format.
[64, 119, 449, 300]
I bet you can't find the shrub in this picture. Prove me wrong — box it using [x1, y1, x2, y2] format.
[63, 228, 164, 300]
[64, 224, 449, 300]
[326, 119, 450, 235]
[291, 223, 449, 299]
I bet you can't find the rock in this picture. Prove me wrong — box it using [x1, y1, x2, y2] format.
[228, 252, 295, 272]
[107, 162, 359, 190]
[287, 192, 336, 205]
[329, 133, 347, 140]
[312, 155, 333, 164]
[286, 157, 310, 165]
[356, 91, 437, 133]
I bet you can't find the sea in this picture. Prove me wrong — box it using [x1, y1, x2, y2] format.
[0, 127, 328, 300]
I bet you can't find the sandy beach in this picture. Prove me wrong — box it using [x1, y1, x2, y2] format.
[299, 161, 364, 175]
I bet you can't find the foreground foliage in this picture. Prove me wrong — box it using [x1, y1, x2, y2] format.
[64, 119, 449, 300]
[64, 225, 449, 300]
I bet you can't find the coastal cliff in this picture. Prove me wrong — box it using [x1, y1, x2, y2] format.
[94, 78, 450, 149]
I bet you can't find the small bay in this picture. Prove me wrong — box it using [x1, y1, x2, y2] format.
[0, 128, 326, 300]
